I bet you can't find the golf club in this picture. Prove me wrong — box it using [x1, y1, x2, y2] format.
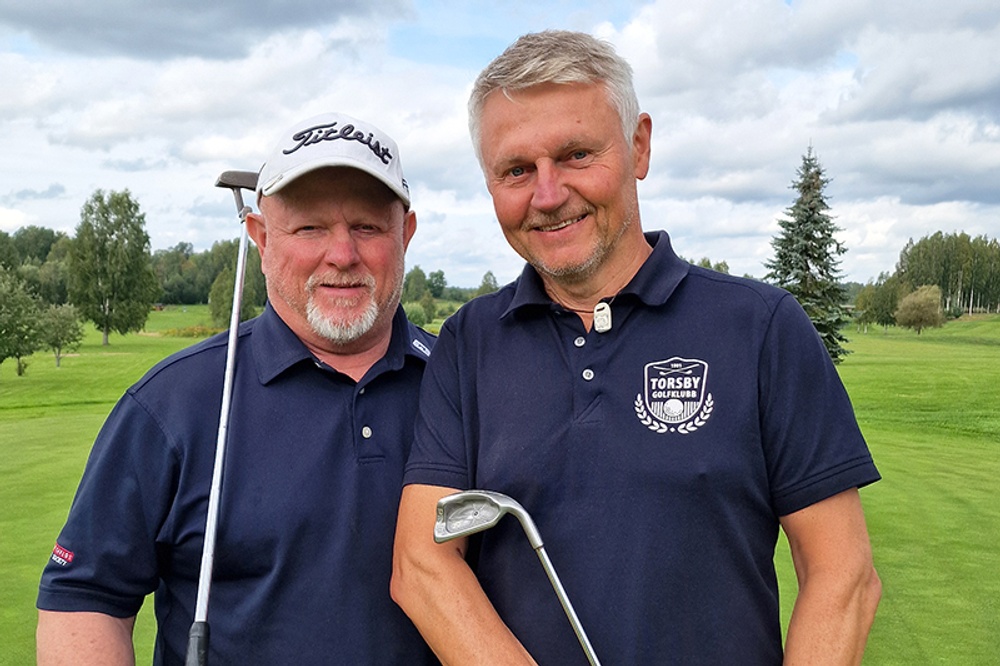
[434, 490, 602, 666]
[185, 170, 257, 666]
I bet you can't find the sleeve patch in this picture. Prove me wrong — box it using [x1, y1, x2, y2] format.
[50, 542, 75, 566]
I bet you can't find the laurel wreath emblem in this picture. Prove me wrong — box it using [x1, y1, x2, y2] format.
[634, 393, 714, 435]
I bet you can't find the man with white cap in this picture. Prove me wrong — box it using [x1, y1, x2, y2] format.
[37, 113, 437, 665]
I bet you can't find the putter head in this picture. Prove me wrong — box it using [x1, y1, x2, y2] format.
[434, 490, 525, 543]
[215, 170, 259, 192]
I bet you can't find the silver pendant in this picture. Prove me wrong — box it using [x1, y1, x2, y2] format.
[594, 302, 612, 333]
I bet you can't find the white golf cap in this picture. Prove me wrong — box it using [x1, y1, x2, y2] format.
[257, 112, 410, 207]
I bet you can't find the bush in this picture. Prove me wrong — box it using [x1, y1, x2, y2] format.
[895, 285, 945, 334]
[403, 302, 428, 327]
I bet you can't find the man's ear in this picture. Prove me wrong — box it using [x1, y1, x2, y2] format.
[402, 209, 417, 252]
[245, 212, 267, 257]
[632, 113, 653, 180]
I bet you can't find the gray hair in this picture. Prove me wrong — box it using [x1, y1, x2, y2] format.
[468, 30, 640, 165]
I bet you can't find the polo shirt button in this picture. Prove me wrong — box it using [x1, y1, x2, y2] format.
[359, 387, 366, 394]
[361, 426, 373, 439]
[582, 368, 595, 381]
[574, 336, 586, 347]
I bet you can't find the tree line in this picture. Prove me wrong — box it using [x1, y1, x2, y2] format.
[854, 232, 1000, 334]
[399, 266, 499, 327]
[898, 232, 1000, 315]
[1, 190, 159, 375]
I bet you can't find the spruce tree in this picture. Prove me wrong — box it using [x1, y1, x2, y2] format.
[765, 147, 851, 363]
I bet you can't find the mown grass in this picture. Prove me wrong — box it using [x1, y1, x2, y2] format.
[0, 306, 210, 664]
[1, 308, 998, 663]
[775, 316, 1000, 663]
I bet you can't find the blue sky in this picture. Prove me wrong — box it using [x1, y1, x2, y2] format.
[1, 0, 999, 287]
[388, 1, 638, 66]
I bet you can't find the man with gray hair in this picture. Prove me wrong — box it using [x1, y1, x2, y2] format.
[393, 30, 881, 664]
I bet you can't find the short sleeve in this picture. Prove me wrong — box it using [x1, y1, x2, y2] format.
[759, 294, 880, 516]
[37, 393, 179, 617]
[403, 316, 473, 489]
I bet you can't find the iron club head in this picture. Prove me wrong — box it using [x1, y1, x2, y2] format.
[432, 490, 600, 664]
[434, 490, 543, 549]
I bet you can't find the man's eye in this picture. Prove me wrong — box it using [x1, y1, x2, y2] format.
[509, 166, 526, 177]
[570, 150, 588, 160]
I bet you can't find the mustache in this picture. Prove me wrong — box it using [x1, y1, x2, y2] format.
[306, 272, 376, 293]
[524, 205, 593, 230]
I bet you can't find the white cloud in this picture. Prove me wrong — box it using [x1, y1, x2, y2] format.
[2, 0, 999, 286]
[0, 207, 30, 232]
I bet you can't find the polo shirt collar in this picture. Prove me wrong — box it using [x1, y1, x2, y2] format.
[503, 264, 551, 316]
[501, 230, 689, 319]
[378, 305, 433, 373]
[619, 230, 689, 307]
[252, 303, 314, 384]
[252, 302, 428, 384]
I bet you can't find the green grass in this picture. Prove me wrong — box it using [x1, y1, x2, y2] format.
[2, 308, 998, 663]
[0, 306, 210, 665]
[775, 316, 1000, 663]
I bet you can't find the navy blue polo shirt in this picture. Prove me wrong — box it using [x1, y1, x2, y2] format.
[404, 231, 879, 665]
[39, 303, 437, 665]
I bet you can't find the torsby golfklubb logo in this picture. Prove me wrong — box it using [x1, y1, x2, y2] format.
[634, 357, 714, 434]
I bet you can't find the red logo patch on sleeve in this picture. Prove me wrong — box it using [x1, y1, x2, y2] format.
[51, 543, 75, 566]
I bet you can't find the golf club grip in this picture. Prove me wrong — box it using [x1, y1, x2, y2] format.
[185, 621, 209, 666]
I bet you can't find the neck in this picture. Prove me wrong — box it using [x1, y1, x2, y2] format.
[270, 299, 397, 382]
[293, 310, 395, 382]
[542, 232, 652, 329]
[308, 337, 391, 382]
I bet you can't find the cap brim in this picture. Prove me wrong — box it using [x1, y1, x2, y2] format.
[258, 156, 410, 207]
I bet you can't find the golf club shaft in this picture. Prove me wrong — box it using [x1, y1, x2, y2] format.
[534, 546, 601, 666]
[186, 188, 251, 666]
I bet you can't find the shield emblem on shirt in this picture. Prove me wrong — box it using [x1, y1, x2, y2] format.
[634, 357, 714, 434]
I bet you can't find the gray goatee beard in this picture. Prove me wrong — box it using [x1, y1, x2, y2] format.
[307, 297, 380, 345]
[305, 273, 381, 345]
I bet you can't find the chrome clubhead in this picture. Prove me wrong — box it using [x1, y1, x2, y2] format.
[431, 489, 598, 665]
[434, 490, 542, 548]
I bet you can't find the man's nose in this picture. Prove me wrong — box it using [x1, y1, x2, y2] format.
[323, 225, 361, 269]
[530, 160, 569, 212]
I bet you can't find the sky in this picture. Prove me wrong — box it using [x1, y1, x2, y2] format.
[1, 0, 998, 288]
